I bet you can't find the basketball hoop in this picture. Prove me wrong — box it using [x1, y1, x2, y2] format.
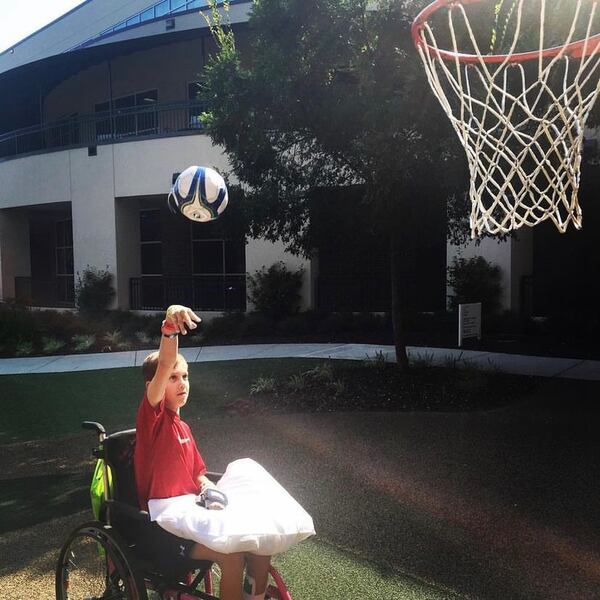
[412, 0, 600, 237]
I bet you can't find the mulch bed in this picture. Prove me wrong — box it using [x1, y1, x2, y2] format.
[224, 362, 536, 416]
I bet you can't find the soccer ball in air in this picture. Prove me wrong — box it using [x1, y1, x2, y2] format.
[168, 166, 229, 223]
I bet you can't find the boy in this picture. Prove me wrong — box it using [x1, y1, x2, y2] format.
[134, 304, 271, 600]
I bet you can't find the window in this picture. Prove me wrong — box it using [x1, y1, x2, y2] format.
[94, 101, 111, 140]
[188, 81, 203, 128]
[56, 220, 74, 303]
[192, 226, 246, 310]
[140, 8, 155, 22]
[140, 210, 162, 275]
[171, 0, 187, 13]
[155, 1, 169, 17]
[94, 90, 158, 140]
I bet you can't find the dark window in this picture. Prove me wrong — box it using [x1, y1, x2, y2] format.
[141, 244, 163, 274]
[140, 209, 161, 242]
[94, 101, 111, 139]
[225, 239, 245, 273]
[114, 94, 135, 136]
[95, 90, 158, 139]
[140, 210, 162, 275]
[193, 240, 223, 274]
[188, 82, 203, 128]
[56, 219, 74, 303]
[136, 90, 158, 134]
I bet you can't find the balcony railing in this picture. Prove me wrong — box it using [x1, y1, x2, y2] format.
[0, 100, 207, 160]
[130, 275, 247, 311]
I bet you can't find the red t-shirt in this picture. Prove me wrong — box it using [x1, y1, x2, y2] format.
[134, 394, 206, 511]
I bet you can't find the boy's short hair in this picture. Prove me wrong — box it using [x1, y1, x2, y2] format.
[142, 351, 188, 382]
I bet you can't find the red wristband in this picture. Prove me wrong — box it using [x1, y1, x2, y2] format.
[161, 319, 179, 337]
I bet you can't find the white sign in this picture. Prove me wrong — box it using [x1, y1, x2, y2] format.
[458, 302, 482, 347]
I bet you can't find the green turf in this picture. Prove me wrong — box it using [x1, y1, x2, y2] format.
[0, 358, 330, 443]
[0, 472, 90, 534]
[273, 538, 459, 600]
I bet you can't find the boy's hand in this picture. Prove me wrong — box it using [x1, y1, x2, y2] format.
[165, 305, 201, 335]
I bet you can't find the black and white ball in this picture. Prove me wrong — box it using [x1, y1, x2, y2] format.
[168, 166, 229, 222]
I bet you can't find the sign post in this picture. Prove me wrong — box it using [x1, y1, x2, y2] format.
[458, 302, 482, 347]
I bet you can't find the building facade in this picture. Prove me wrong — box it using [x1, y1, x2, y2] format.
[7, 0, 585, 320]
[0, 0, 313, 313]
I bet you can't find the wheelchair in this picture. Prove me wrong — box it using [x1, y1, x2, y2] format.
[55, 421, 293, 600]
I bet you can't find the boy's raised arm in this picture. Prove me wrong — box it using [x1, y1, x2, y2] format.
[146, 305, 201, 407]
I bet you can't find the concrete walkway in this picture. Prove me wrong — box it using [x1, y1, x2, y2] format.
[1, 342, 600, 380]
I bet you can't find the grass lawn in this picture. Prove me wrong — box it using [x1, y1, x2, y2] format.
[0, 358, 533, 444]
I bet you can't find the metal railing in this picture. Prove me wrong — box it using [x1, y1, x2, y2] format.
[0, 100, 207, 160]
[130, 275, 246, 311]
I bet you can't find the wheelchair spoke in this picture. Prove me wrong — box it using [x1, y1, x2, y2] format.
[56, 529, 132, 600]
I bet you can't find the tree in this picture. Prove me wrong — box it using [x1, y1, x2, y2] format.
[200, 0, 460, 370]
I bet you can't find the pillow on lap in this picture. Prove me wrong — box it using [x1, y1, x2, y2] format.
[148, 458, 315, 555]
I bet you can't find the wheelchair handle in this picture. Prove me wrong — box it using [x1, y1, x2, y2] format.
[82, 421, 106, 441]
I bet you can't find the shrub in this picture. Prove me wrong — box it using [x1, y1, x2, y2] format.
[15, 340, 34, 357]
[247, 262, 304, 320]
[239, 312, 273, 337]
[75, 266, 116, 314]
[316, 312, 347, 334]
[72, 334, 96, 352]
[249, 376, 276, 395]
[102, 329, 129, 350]
[276, 313, 315, 336]
[203, 312, 245, 341]
[287, 373, 307, 392]
[304, 362, 335, 384]
[447, 256, 502, 316]
[42, 337, 65, 354]
[0, 303, 36, 342]
[134, 330, 151, 344]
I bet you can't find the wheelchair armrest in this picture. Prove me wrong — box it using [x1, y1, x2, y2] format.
[106, 499, 151, 522]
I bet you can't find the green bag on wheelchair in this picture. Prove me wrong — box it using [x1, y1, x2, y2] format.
[90, 457, 113, 520]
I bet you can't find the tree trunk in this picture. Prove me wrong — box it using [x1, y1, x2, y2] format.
[390, 234, 410, 371]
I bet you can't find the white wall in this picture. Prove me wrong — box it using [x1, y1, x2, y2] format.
[0, 209, 31, 299]
[115, 198, 142, 309]
[69, 145, 119, 306]
[113, 135, 231, 197]
[0, 134, 313, 310]
[0, 151, 71, 209]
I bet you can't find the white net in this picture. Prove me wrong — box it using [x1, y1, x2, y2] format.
[414, 0, 600, 237]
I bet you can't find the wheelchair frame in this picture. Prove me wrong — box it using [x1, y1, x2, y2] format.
[55, 421, 293, 600]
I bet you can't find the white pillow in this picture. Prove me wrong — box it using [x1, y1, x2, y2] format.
[148, 458, 315, 555]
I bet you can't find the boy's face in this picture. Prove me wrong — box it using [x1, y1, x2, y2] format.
[164, 360, 190, 412]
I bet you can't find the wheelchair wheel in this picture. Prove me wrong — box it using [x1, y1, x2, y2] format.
[56, 521, 147, 600]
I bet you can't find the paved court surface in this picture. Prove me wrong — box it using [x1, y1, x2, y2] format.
[1, 342, 600, 379]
